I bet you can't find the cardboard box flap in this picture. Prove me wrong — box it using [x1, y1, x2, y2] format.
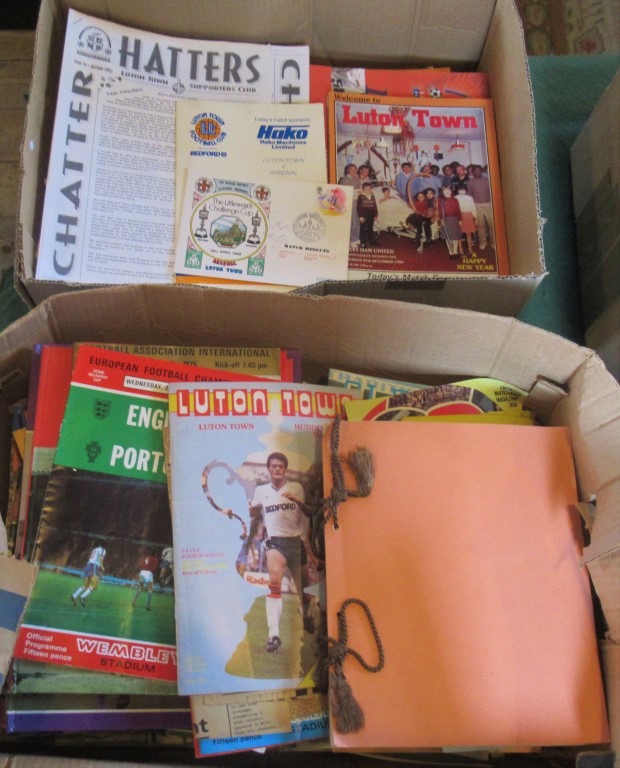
[601, 639, 620, 762]
[0, 757, 170, 768]
[556, 355, 620, 498]
[479, 0, 543, 278]
[0, 349, 34, 408]
[570, 71, 620, 217]
[581, 480, 620, 643]
[17, 0, 64, 284]
[0, 298, 58, 404]
[58, 0, 313, 44]
[297, 274, 544, 318]
[46, 0, 496, 60]
[524, 375, 569, 423]
[584, 541, 620, 642]
[582, 483, 620, 560]
[561, 353, 620, 643]
[310, 0, 495, 66]
[0, 286, 593, 408]
[0, 285, 592, 390]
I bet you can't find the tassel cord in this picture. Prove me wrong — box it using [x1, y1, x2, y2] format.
[327, 597, 385, 734]
[308, 417, 374, 560]
[322, 417, 374, 531]
[329, 597, 385, 677]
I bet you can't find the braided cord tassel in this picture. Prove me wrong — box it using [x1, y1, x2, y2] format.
[323, 417, 374, 531]
[310, 418, 377, 709]
[328, 598, 385, 734]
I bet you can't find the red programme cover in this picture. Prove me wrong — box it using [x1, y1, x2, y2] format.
[20, 344, 293, 563]
[310, 64, 490, 103]
[13, 346, 271, 682]
[11, 345, 46, 557]
[20, 345, 74, 561]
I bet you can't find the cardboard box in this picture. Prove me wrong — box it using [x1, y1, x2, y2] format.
[0, 285, 618, 765]
[570, 69, 620, 382]
[15, 0, 544, 315]
[0, 757, 172, 768]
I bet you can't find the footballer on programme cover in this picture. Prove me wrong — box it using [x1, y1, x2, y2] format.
[167, 382, 358, 695]
[13, 347, 268, 682]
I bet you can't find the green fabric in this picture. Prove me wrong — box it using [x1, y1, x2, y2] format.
[517, 55, 620, 344]
[0, 267, 28, 331]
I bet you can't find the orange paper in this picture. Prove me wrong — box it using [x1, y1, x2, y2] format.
[323, 421, 609, 750]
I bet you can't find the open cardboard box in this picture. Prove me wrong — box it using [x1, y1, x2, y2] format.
[570, 70, 620, 383]
[15, 0, 544, 315]
[0, 285, 618, 765]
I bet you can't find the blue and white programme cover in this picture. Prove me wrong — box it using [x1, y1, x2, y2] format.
[36, 8, 310, 285]
[166, 382, 357, 695]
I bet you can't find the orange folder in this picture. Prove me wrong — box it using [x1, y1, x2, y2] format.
[322, 421, 609, 750]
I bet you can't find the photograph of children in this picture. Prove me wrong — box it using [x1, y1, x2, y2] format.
[329, 94, 508, 277]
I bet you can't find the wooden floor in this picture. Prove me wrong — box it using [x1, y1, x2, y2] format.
[516, 0, 620, 55]
[0, 30, 34, 275]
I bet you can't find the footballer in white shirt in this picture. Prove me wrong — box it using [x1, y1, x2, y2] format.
[248, 452, 316, 653]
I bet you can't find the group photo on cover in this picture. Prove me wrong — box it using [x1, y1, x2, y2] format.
[331, 95, 509, 277]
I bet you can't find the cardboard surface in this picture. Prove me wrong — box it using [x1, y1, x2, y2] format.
[519, 55, 620, 344]
[0, 758, 169, 768]
[15, 0, 544, 313]
[0, 558, 37, 690]
[570, 69, 620, 380]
